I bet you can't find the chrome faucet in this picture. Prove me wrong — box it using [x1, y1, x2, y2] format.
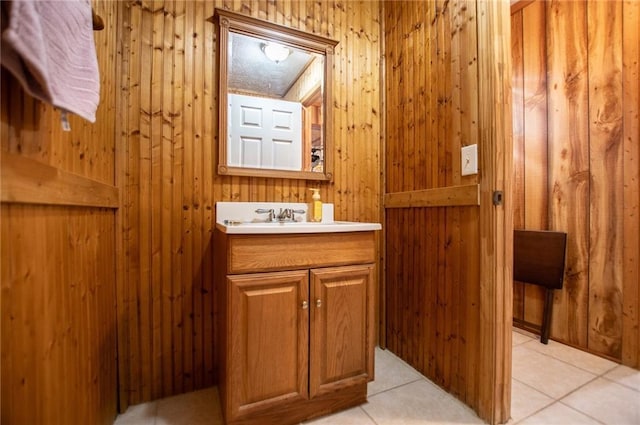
[279, 208, 306, 222]
[276, 208, 292, 221]
[255, 207, 306, 223]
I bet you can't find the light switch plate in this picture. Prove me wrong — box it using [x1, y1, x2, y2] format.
[461, 144, 478, 176]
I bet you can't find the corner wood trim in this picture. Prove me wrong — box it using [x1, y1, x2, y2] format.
[1, 152, 119, 208]
[383, 184, 480, 208]
[510, 0, 536, 15]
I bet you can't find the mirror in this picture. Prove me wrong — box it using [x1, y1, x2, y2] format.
[212, 9, 338, 181]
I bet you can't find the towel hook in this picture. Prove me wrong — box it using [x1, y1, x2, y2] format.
[92, 8, 104, 31]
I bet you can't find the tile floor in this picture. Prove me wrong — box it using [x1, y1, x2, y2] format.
[115, 329, 640, 425]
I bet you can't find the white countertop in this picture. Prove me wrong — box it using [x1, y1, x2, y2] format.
[215, 201, 381, 234]
[216, 220, 381, 234]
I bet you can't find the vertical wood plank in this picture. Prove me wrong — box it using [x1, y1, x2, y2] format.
[402, 1, 414, 364]
[138, 0, 154, 402]
[460, 0, 479, 408]
[441, 1, 454, 390]
[150, 0, 165, 400]
[476, 0, 513, 421]
[428, 0, 438, 192]
[160, 0, 175, 396]
[511, 9, 526, 321]
[587, 0, 624, 359]
[115, 0, 131, 411]
[127, 0, 143, 404]
[181, 0, 195, 393]
[171, 0, 186, 395]
[547, 0, 590, 348]
[434, 0, 445, 384]
[203, 0, 216, 386]
[621, 0, 640, 368]
[191, 0, 205, 390]
[521, 0, 548, 326]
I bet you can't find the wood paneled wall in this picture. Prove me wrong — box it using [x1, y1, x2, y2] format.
[1, 206, 117, 424]
[1, 1, 120, 424]
[117, 0, 381, 407]
[383, 1, 512, 423]
[384, 0, 480, 396]
[511, 0, 640, 366]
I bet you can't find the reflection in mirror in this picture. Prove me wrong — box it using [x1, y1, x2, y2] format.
[212, 9, 338, 181]
[227, 32, 324, 172]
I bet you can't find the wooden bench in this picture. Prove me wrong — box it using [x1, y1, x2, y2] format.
[513, 230, 567, 344]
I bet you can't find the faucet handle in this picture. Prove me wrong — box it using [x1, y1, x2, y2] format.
[291, 209, 306, 221]
[255, 208, 275, 222]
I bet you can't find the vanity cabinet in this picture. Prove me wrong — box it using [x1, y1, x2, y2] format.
[214, 231, 376, 425]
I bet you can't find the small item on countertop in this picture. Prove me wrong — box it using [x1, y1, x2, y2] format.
[309, 188, 322, 222]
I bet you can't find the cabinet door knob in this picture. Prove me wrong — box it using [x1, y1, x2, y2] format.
[316, 299, 322, 308]
[301, 300, 309, 309]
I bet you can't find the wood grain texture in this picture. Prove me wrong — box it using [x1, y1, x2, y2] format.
[587, 0, 624, 359]
[227, 270, 309, 421]
[216, 231, 375, 425]
[512, 0, 639, 365]
[226, 231, 376, 274]
[383, 1, 512, 423]
[118, 0, 382, 405]
[521, 0, 548, 326]
[545, 0, 591, 348]
[310, 264, 375, 397]
[476, 0, 513, 422]
[1, 1, 120, 423]
[511, 8, 525, 320]
[621, 0, 640, 368]
[511, 0, 536, 15]
[1, 152, 119, 208]
[384, 184, 480, 208]
[1, 206, 117, 425]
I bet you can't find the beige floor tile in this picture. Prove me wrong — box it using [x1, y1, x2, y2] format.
[521, 339, 618, 375]
[518, 402, 602, 425]
[368, 347, 423, 396]
[510, 379, 554, 423]
[303, 407, 375, 425]
[114, 402, 158, 425]
[155, 387, 223, 425]
[113, 339, 634, 425]
[562, 377, 640, 425]
[363, 379, 485, 425]
[513, 331, 536, 346]
[603, 364, 640, 392]
[512, 345, 596, 399]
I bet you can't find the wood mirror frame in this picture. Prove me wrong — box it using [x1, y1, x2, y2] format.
[211, 9, 339, 181]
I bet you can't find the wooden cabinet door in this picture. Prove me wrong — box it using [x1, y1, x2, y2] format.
[227, 270, 309, 420]
[309, 264, 375, 398]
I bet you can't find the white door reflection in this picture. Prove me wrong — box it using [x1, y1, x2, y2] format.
[228, 93, 302, 170]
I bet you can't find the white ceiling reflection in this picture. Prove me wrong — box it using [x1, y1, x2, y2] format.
[228, 32, 316, 98]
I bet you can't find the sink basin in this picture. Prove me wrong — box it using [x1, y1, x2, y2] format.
[216, 220, 381, 234]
